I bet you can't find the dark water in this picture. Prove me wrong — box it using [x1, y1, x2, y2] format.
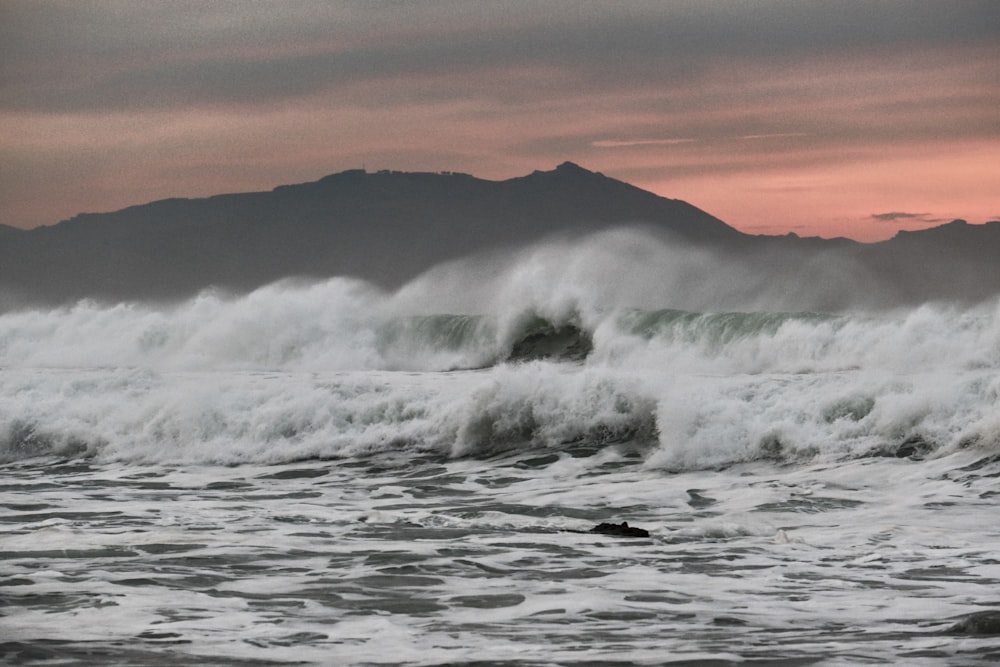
[3, 448, 999, 666]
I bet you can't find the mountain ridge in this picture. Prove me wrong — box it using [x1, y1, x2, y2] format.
[2, 163, 998, 309]
[1, 162, 742, 305]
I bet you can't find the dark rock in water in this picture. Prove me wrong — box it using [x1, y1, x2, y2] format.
[589, 521, 650, 538]
[946, 610, 1000, 636]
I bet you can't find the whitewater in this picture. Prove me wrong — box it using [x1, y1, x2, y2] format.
[2, 229, 999, 665]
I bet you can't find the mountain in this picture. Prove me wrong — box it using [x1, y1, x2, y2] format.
[1, 162, 998, 309]
[858, 219, 1000, 304]
[0, 162, 742, 305]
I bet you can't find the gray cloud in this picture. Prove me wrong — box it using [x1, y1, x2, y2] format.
[592, 139, 696, 148]
[2, 1, 998, 113]
[2, 1, 998, 234]
[870, 212, 945, 224]
[871, 212, 925, 221]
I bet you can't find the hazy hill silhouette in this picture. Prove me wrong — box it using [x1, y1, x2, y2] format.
[0, 162, 739, 304]
[1, 162, 998, 309]
[857, 219, 1000, 304]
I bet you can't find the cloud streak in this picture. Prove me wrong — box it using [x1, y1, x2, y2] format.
[740, 133, 810, 141]
[592, 139, 696, 148]
[870, 212, 946, 224]
[871, 212, 927, 222]
[3, 2, 997, 114]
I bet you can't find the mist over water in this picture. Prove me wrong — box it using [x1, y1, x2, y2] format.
[5, 226, 995, 369]
[2, 228, 998, 468]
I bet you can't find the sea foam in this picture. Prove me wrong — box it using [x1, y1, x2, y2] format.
[2, 231, 998, 468]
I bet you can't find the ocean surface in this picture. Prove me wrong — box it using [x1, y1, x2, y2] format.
[2, 232, 1000, 665]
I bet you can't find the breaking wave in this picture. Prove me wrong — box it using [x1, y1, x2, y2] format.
[2, 229, 999, 469]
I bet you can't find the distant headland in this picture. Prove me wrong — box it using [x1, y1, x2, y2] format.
[1, 163, 998, 309]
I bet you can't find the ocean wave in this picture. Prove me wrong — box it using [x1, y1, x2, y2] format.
[2, 240, 999, 468]
[3, 279, 997, 375]
[1, 353, 998, 470]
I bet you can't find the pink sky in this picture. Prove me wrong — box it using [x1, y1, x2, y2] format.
[2, 2, 998, 241]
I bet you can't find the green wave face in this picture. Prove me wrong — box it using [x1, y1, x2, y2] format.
[618, 309, 838, 349]
[375, 312, 594, 367]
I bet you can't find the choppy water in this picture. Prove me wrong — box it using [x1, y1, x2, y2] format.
[3, 446, 1000, 665]
[3, 231, 1000, 664]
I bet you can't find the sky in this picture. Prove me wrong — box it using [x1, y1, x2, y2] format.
[1, 1, 998, 241]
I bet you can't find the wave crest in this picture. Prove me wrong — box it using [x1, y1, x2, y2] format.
[2, 230, 999, 469]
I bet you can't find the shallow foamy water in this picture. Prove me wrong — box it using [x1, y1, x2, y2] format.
[3, 445, 999, 666]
